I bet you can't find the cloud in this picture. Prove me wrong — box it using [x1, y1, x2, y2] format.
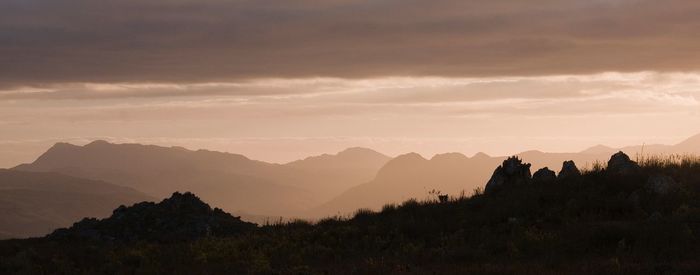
[2, 0, 700, 86]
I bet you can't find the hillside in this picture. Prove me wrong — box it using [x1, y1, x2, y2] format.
[0, 169, 153, 239]
[2, 152, 700, 274]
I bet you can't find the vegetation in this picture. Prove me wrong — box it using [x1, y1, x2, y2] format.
[2, 155, 700, 274]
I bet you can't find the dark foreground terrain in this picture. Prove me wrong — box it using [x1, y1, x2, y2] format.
[2, 153, 700, 274]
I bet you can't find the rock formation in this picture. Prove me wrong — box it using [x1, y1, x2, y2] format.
[485, 156, 532, 193]
[607, 151, 641, 175]
[557, 160, 581, 180]
[49, 192, 257, 242]
[532, 167, 557, 182]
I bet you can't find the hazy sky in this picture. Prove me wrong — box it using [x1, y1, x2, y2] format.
[1, 0, 700, 167]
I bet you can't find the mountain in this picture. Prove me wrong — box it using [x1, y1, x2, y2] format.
[310, 152, 503, 217]
[674, 133, 700, 153]
[14, 141, 389, 217]
[0, 169, 153, 239]
[50, 192, 257, 242]
[580, 144, 617, 155]
[11, 133, 700, 219]
[285, 147, 391, 198]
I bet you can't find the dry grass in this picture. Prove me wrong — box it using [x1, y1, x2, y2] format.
[637, 154, 700, 169]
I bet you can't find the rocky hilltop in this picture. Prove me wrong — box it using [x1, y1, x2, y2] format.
[49, 192, 257, 242]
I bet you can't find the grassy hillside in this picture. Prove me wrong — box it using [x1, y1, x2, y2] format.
[2, 155, 700, 274]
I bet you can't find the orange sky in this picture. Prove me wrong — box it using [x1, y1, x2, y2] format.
[1, 72, 699, 167]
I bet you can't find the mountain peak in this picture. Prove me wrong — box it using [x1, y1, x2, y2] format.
[581, 144, 616, 154]
[374, 153, 427, 180]
[391, 152, 426, 162]
[85, 140, 111, 147]
[471, 152, 490, 159]
[47, 142, 78, 150]
[431, 152, 468, 162]
[286, 147, 390, 169]
[337, 147, 385, 157]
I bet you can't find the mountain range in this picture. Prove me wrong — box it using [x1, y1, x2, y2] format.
[14, 141, 390, 217]
[4, 133, 700, 238]
[312, 133, 700, 217]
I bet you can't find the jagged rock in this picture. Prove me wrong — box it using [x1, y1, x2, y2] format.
[607, 151, 641, 175]
[533, 167, 556, 182]
[485, 156, 532, 193]
[646, 175, 679, 195]
[49, 192, 257, 242]
[557, 160, 580, 180]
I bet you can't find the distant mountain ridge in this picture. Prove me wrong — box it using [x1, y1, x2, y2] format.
[14, 141, 390, 217]
[10, 132, 700, 221]
[313, 133, 700, 216]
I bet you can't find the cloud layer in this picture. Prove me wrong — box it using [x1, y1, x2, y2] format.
[1, 72, 699, 167]
[3, 0, 700, 86]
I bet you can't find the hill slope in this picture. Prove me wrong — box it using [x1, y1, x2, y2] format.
[0, 169, 153, 239]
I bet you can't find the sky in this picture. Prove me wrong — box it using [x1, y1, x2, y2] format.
[1, 0, 700, 167]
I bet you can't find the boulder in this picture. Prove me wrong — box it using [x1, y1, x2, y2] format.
[645, 175, 679, 195]
[557, 160, 581, 180]
[533, 167, 557, 182]
[485, 156, 532, 193]
[607, 151, 641, 175]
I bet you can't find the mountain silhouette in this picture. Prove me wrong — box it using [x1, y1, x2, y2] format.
[0, 169, 153, 239]
[10, 133, 700, 220]
[50, 192, 256, 242]
[14, 141, 388, 217]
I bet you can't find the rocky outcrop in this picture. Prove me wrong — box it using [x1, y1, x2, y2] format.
[49, 192, 257, 242]
[533, 167, 557, 182]
[645, 175, 679, 195]
[484, 156, 531, 193]
[557, 160, 581, 180]
[607, 151, 641, 175]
